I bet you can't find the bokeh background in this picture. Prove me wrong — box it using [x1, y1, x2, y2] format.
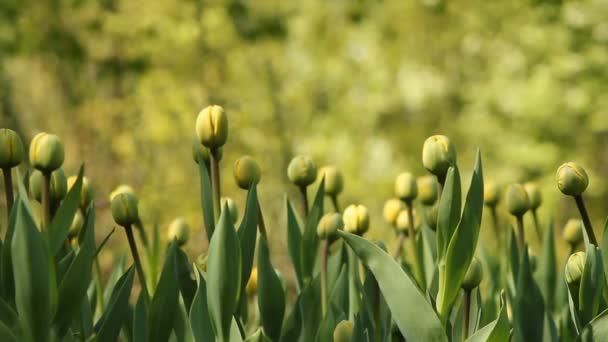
[1, 0, 608, 271]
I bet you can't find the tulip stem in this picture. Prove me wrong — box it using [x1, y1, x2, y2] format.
[347, 248, 359, 321]
[41, 172, 52, 232]
[490, 206, 501, 252]
[256, 198, 268, 238]
[2, 167, 13, 225]
[299, 185, 309, 218]
[320, 239, 329, 318]
[135, 218, 149, 250]
[463, 289, 471, 340]
[406, 201, 425, 288]
[210, 148, 222, 222]
[392, 232, 406, 260]
[125, 225, 150, 305]
[516, 215, 525, 254]
[94, 257, 106, 313]
[532, 209, 542, 242]
[574, 195, 598, 246]
[330, 195, 340, 212]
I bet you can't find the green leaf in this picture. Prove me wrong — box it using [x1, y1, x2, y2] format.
[338, 231, 447, 342]
[207, 206, 242, 341]
[50, 166, 84, 255]
[148, 241, 180, 342]
[11, 200, 54, 342]
[436, 166, 461, 261]
[578, 243, 605, 327]
[466, 292, 510, 342]
[176, 247, 197, 311]
[238, 185, 258, 291]
[0, 297, 17, 329]
[513, 248, 545, 342]
[257, 236, 285, 341]
[536, 221, 556, 313]
[286, 198, 303, 290]
[197, 155, 215, 240]
[578, 309, 608, 341]
[94, 267, 135, 342]
[244, 328, 271, 342]
[601, 217, 608, 289]
[0, 320, 17, 342]
[189, 267, 215, 342]
[133, 292, 148, 342]
[300, 179, 324, 285]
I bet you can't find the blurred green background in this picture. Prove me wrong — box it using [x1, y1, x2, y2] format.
[1, 0, 607, 270]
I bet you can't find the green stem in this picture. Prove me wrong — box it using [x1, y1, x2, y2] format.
[347, 248, 359, 321]
[134, 218, 149, 249]
[125, 225, 150, 304]
[463, 290, 471, 340]
[532, 209, 542, 242]
[94, 258, 105, 313]
[41, 171, 51, 232]
[406, 201, 425, 288]
[2, 167, 13, 227]
[320, 239, 329, 317]
[330, 194, 340, 212]
[299, 185, 309, 218]
[210, 148, 221, 222]
[490, 206, 501, 254]
[574, 195, 598, 246]
[391, 232, 406, 260]
[256, 198, 268, 238]
[516, 215, 525, 254]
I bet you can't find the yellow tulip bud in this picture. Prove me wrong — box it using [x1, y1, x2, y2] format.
[29, 132, 64, 173]
[195, 105, 228, 149]
[287, 155, 317, 187]
[417, 175, 438, 205]
[0, 128, 24, 169]
[461, 257, 483, 291]
[556, 162, 589, 196]
[565, 251, 586, 285]
[343, 204, 369, 235]
[233, 156, 261, 190]
[333, 320, 354, 342]
[394, 172, 417, 203]
[68, 176, 94, 211]
[422, 135, 457, 179]
[29, 168, 67, 204]
[563, 219, 583, 247]
[317, 212, 343, 240]
[524, 182, 542, 210]
[425, 204, 438, 231]
[395, 209, 421, 233]
[318, 166, 344, 197]
[246, 267, 258, 296]
[383, 198, 405, 226]
[483, 181, 501, 207]
[506, 184, 529, 217]
[110, 184, 136, 202]
[69, 210, 84, 238]
[221, 197, 239, 224]
[167, 217, 189, 246]
[111, 192, 139, 227]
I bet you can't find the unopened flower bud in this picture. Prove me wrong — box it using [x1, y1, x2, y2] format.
[0, 128, 24, 169]
[110, 184, 136, 202]
[69, 210, 84, 238]
[565, 251, 586, 285]
[417, 176, 438, 205]
[425, 204, 439, 231]
[195, 105, 228, 149]
[383, 198, 405, 226]
[287, 155, 317, 187]
[524, 182, 542, 210]
[563, 219, 583, 247]
[333, 320, 354, 342]
[506, 184, 529, 217]
[318, 166, 344, 197]
[68, 176, 94, 211]
[317, 212, 343, 240]
[483, 181, 501, 207]
[394, 172, 417, 203]
[395, 209, 421, 233]
[246, 267, 258, 296]
[422, 135, 457, 179]
[197, 253, 207, 273]
[111, 192, 139, 227]
[556, 162, 589, 196]
[461, 257, 483, 291]
[233, 156, 261, 189]
[29, 132, 64, 173]
[167, 217, 189, 246]
[221, 197, 239, 224]
[343, 204, 369, 235]
[29, 168, 67, 203]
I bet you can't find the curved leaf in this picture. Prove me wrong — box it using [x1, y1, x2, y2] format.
[50, 166, 84, 255]
[189, 267, 215, 342]
[197, 155, 215, 240]
[466, 292, 510, 342]
[238, 185, 258, 291]
[148, 241, 180, 342]
[94, 267, 135, 342]
[257, 236, 285, 341]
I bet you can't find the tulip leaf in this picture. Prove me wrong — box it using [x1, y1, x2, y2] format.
[50, 166, 84, 255]
[286, 197, 303, 290]
[436, 166, 461, 261]
[601, 217, 608, 287]
[257, 235, 286, 342]
[0, 186, 19, 301]
[206, 206, 242, 341]
[536, 220, 557, 313]
[513, 248, 545, 342]
[465, 292, 510, 342]
[0, 320, 16, 342]
[578, 308, 608, 341]
[279, 294, 302, 342]
[578, 243, 604, 327]
[238, 185, 258, 291]
[197, 155, 215, 240]
[338, 230, 448, 342]
[245, 328, 271, 342]
[190, 266, 215, 342]
[300, 179, 324, 285]
[148, 241, 180, 342]
[133, 292, 148, 342]
[176, 247, 197, 311]
[94, 267, 135, 342]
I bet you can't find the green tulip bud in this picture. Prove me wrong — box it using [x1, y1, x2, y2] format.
[461, 257, 483, 291]
[383, 198, 405, 226]
[111, 192, 139, 227]
[483, 181, 501, 207]
[29, 168, 68, 203]
[29, 132, 64, 173]
[220, 197, 239, 224]
[343, 204, 369, 235]
[417, 175, 438, 205]
[317, 212, 343, 240]
[233, 156, 261, 189]
[246, 267, 258, 296]
[195, 105, 228, 149]
[68, 176, 94, 211]
[563, 219, 583, 247]
[110, 184, 136, 202]
[556, 162, 589, 196]
[394, 172, 417, 202]
[318, 165, 344, 196]
[333, 320, 354, 342]
[425, 204, 438, 231]
[167, 217, 190, 246]
[422, 135, 457, 179]
[0, 128, 24, 169]
[69, 210, 84, 238]
[524, 182, 542, 210]
[287, 155, 317, 187]
[506, 184, 529, 217]
[395, 209, 421, 233]
[565, 251, 586, 285]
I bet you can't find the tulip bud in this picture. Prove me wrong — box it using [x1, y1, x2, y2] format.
[556, 162, 589, 196]
[461, 257, 483, 291]
[111, 192, 139, 227]
[422, 135, 457, 179]
[233, 156, 261, 189]
[425, 204, 438, 231]
[287, 155, 317, 187]
[343, 204, 370, 235]
[29, 132, 64, 173]
[395, 209, 421, 233]
[563, 219, 583, 247]
[394, 172, 417, 203]
[221, 197, 239, 224]
[333, 320, 354, 342]
[483, 181, 501, 207]
[69, 210, 84, 238]
[417, 175, 438, 205]
[0, 128, 24, 169]
[565, 251, 586, 285]
[246, 267, 258, 296]
[68, 176, 94, 211]
[317, 212, 343, 240]
[110, 184, 136, 202]
[506, 184, 529, 217]
[318, 166, 344, 197]
[167, 217, 189, 246]
[195, 105, 228, 149]
[524, 182, 542, 210]
[197, 253, 207, 273]
[29, 168, 68, 203]
[383, 198, 405, 226]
